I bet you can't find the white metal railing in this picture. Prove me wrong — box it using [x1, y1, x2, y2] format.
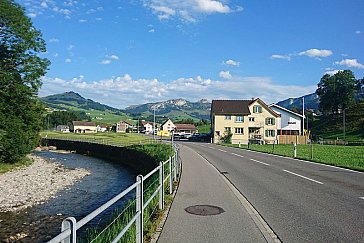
[47, 142, 180, 243]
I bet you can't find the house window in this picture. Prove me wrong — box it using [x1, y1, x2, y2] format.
[249, 117, 255, 122]
[216, 131, 220, 136]
[235, 116, 244, 122]
[225, 115, 231, 120]
[266, 118, 276, 125]
[235, 127, 244, 134]
[253, 105, 262, 113]
[224, 127, 231, 133]
[265, 130, 275, 137]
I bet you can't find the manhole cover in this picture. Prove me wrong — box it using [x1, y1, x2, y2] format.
[185, 205, 225, 216]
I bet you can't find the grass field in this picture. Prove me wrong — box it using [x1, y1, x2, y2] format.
[224, 143, 364, 171]
[41, 131, 149, 144]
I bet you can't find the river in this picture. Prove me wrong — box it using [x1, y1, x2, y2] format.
[0, 151, 137, 242]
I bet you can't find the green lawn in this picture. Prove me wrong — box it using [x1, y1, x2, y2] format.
[0, 157, 33, 174]
[224, 143, 364, 171]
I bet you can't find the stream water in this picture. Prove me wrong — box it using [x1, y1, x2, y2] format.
[0, 151, 137, 242]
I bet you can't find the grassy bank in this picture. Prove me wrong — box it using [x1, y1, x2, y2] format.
[80, 143, 175, 242]
[40, 131, 148, 144]
[223, 143, 364, 171]
[0, 157, 33, 174]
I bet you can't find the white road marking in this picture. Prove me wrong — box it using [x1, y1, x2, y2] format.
[250, 158, 270, 166]
[218, 149, 227, 153]
[360, 197, 364, 200]
[231, 153, 244, 158]
[283, 169, 323, 185]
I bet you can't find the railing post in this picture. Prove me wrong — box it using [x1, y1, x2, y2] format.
[173, 152, 177, 182]
[61, 217, 77, 243]
[310, 141, 313, 160]
[159, 162, 164, 210]
[136, 175, 144, 243]
[294, 143, 297, 158]
[169, 157, 173, 194]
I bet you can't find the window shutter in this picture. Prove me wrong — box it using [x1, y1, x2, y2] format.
[273, 130, 275, 137]
[265, 118, 268, 125]
[265, 130, 268, 137]
[272, 118, 275, 125]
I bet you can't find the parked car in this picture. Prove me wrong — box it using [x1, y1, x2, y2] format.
[188, 133, 210, 142]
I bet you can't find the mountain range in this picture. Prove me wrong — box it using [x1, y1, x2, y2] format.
[40, 91, 320, 123]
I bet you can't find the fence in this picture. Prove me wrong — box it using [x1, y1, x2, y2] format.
[46, 140, 181, 243]
[277, 135, 307, 145]
[43, 135, 156, 148]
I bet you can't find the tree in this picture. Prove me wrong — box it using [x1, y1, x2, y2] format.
[316, 70, 360, 114]
[0, 0, 50, 163]
[44, 111, 91, 130]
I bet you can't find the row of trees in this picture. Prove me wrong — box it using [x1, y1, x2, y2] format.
[0, 0, 49, 163]
[44, 111, 91, 130]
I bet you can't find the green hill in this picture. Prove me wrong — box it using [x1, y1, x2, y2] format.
[40, 92, 130, 124]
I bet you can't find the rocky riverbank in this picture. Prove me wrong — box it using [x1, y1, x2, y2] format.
[0, 153, 90, 213]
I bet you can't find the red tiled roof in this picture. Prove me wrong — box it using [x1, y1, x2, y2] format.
[175, 124, 197, 131]
[72, 121, 96, 126]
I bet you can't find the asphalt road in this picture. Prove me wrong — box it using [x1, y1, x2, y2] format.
[181, 142, 364, 242]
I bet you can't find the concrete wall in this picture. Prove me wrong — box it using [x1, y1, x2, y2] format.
[41, 139, 157, 175]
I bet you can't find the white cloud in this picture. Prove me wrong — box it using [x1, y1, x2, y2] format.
[28, 13, 37, 18]
[109, 55, 119, 60]
[334, 59, 364, 69]
[298, 48, 333, 58]
[65, 58, 72, 63]
[143, 0, 239, 22]
[219, 71, 232, 79]
[271, 54, 291, 61]
[324, 69, 343, 75]
[40, 1, 48, 8]
[59, 9, 71, 15]
[39, 73, 314, 109]
[195, 0, 231, 13]
[100, 59, 111, 65]
[149, 28, 155, 33]
[49, 38, 59, 43]
[224, 59, 240, 67]
[355, 30, 362, 34]
[67, 44, 75, 51]
[79, 19, 87, 23]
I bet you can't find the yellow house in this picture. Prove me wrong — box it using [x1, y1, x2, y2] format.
[71, 121, 97, 133]
[160, 119, 176, 132]
[211, 99, 280, 144]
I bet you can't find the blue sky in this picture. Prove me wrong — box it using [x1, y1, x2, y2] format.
[19, 0, 364, 108]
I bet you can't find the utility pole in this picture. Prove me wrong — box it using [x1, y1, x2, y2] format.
[343, 109, 346, 141]
[302, 97, 305, 136]
[153, 107, 156, 141]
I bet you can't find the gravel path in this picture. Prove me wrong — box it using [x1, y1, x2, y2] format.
[0, 154, 90, 212]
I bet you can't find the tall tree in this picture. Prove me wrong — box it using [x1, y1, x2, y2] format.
[316, 70, 359, 114]
[0, 0, 50, 163]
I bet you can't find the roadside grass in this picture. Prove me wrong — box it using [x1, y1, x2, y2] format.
[223, 143, 364, 171]
[79, 143, 176, 242]
[197, 124, 210, 134]
[40, 131, 148, 144]
[0, 156, 33, 174]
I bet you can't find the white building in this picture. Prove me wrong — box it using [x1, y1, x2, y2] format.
[269, 104, 304, 135]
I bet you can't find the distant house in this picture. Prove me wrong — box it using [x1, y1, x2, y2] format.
[71, 121, 97, 133]
[175, 124, 198, 135]
[56, 125, 70, 133]
[141, 121, 154, 134]
[269, 104, 304, 135]
[116, 120, 133, 133]
[96, 125, 108, 132]
[211, 98, 280, 144]
[160, 119, 176, 132]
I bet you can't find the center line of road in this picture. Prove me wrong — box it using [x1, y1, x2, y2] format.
[250, 158, 270, 166]
[283, 169, 323, 185]
[360, 197, 364, 200]
[231, 153, 244, 158]
[218, 149, 227, 153]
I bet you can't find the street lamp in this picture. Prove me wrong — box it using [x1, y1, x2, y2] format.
[153, 107, 156, 141]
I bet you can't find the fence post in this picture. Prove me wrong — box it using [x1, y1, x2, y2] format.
[169, 157, 173, 194]
[159, 162, 164, 210]
[61, 217, 77, 243]
[310, 141, 313, 160]
[136, 175, 144, 243]
[173, 152, 177, 182]
[294, 143, 297, 158]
